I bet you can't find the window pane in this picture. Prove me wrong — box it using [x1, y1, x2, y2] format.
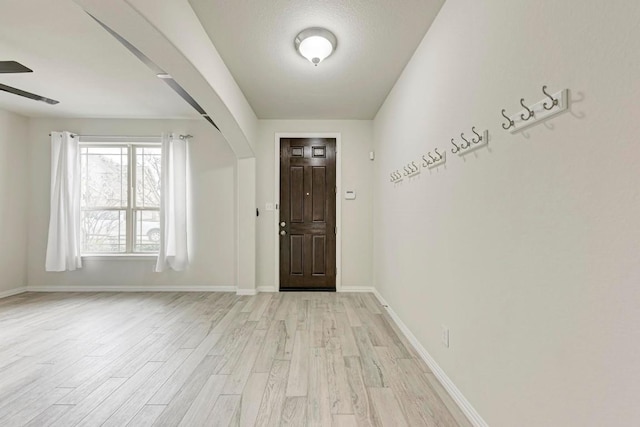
[136, 147, 161, 209]
[134, 210, 160, 253]
[81, 210, 126, 253]
[81, 146, 128, 208]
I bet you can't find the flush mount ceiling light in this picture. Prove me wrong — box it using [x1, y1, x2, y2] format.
[294, 27, 337, 66]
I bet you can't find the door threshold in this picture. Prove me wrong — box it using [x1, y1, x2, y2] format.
[280, 287, 336, 292]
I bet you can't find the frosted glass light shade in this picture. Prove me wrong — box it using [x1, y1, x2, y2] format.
[294, 28, 337, 66]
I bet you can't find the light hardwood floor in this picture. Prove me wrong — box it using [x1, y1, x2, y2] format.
[0, 292, 471, 427]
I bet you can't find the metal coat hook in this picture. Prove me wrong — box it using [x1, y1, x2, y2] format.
[422, 155, 432, 167]
[403, 166, 410, 176]
[501, 109, 514, 130]
[451, 138, 460, 154]
[411, 161, 418, 172]
[428, 152, 439, 163]
[520, 98, 534, 121]
[460, 133, 471, 149]
[434, 148, 444, 160]
[542, 85, 559, 110]
[471, 127, 483, 144]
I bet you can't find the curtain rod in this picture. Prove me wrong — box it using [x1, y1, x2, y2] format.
[47, 133, 193, 139]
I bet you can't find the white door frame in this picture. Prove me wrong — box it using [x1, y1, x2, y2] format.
[274, 132, 342, 292]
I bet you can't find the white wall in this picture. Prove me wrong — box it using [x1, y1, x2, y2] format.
[373, 0, 640, 426]
[0, 109, 29, 294]
[237, 157, 256, 293]
[256, 120, 373, 290]
[27, 118, 237, 289]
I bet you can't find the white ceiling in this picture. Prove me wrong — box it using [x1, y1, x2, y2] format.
[0, 0, 445, 122]
[189, 0, 445, 120]
[0, 0, 199, 119]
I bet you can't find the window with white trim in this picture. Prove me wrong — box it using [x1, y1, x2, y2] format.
[80, 142, 162, 254]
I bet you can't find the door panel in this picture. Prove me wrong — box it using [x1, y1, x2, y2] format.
[280, 138, 336, 290]
[312, 235, 326, 275]
[290, 166, 304, 223]
[290, 235, 304, 275]
[312, 167, 326, 222]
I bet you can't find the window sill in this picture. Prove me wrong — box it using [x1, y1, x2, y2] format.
[82, 254, 157, 261]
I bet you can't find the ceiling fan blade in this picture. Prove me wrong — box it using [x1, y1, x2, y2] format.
[0, 83, 59, 105]
[0, 61, 33, 73]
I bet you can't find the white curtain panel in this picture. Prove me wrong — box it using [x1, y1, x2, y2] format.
[155, 134, 190, 272]
[45, 131, 82, 272]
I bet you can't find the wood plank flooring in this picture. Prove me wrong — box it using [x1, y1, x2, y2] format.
[0, 292, 471, 427]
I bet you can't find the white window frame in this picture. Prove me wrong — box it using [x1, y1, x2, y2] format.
[79, 140, 162, 256]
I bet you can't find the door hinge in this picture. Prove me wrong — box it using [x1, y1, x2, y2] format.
[334, 226, 337, 235]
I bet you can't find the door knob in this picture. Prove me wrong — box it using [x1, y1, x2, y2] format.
[280, 221, 286, 227]
[280, 230, 286, 236]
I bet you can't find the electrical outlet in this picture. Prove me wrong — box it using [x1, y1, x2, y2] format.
[441, 325, 450, 348]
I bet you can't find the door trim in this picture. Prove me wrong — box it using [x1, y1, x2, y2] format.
[274, 132, 342, 292]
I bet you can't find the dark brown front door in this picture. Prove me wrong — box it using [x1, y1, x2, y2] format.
[279, 138, 336, 290]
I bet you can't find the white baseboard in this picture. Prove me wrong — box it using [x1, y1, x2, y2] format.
[372, 289, 488, 427]
[236, 289, 258, 296]
[27, 285, 237, 293]
[254, 286, 374, 293]
[0, 287, 27, 299]
[339, 286, 374, 293]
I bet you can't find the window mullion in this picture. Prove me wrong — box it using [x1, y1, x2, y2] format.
[127, 144, 135, 253]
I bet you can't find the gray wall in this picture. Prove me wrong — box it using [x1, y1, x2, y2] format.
[372, 0, 640, 425]
[0, 109, 29, 294]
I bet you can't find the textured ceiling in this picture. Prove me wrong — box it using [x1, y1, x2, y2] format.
[0, 0, 199, 119]
[189, 0, 445, 120]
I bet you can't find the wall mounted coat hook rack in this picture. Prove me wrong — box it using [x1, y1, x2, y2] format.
[404, 161, 420, 177]
[424, 148, 446, 169]
[501, 86, 570, 133]
[455, 128, 489, 156]
[390, 170, 403, 183]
